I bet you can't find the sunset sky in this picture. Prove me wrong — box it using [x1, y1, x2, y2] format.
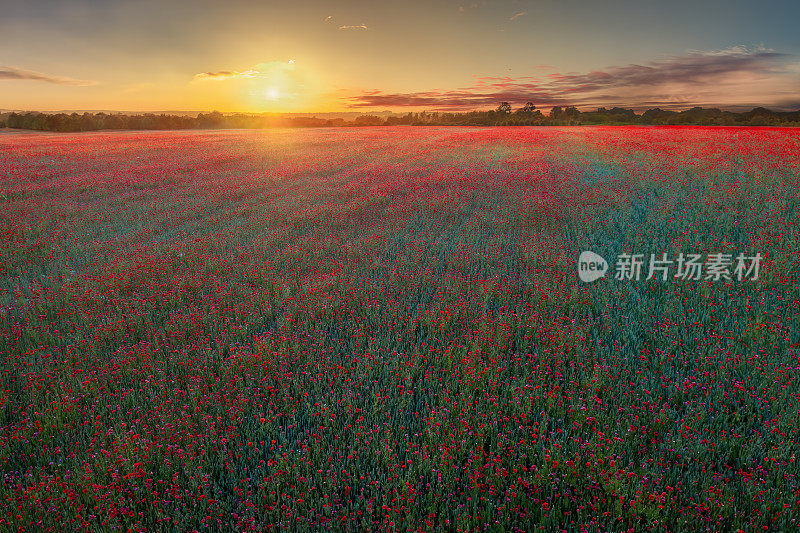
[2, 0, 799, 113]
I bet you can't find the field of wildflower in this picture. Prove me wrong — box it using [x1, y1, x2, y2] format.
[1, 126, 798, 532]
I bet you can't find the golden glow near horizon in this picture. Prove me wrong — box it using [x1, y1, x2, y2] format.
[190, 60, 322, 112]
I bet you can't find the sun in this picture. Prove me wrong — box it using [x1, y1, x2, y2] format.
[264, 87, 281, 101]
[221, 59, 322, 111]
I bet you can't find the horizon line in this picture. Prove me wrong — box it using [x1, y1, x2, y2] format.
[3, 104, 800, 116]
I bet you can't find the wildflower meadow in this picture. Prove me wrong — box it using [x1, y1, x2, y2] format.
[1, 125, 798, 531]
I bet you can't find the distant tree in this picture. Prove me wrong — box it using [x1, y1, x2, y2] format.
[7, 113, 20, 129]
[105, 114, 125, 129]
[607, 107, 637, 119]
[354, 115, 384, 126]
[290, 117, 327, 127]
[3, 105, 798, 131]
[197, 111, 225, 128]
[79, 113, 97, 131]
[44, 113, 70, 131]
[385, 113, 414, 126]
[30, 113, 46, 130]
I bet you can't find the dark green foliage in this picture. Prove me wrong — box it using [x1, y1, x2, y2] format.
[4, 106, 800, 132]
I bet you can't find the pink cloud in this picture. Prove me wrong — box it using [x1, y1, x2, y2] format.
[344, 47, 799, 111]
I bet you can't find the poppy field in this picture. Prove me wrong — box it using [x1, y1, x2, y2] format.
[1, 126, 799, 532]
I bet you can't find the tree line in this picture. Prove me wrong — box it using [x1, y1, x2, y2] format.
[2, 104, 799, 132]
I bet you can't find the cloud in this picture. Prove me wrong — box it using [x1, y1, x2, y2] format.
[542, 47, 787, 90]
[193, 69, 260, 81]
[344, 47, 799, 111]
[339, 24, 368, 30]
[509, 12, 527, 21]
[0, 65, 96, 86]
[193, 61, 299, 83]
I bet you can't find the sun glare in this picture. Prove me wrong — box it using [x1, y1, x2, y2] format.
[264, 87, 281, 101]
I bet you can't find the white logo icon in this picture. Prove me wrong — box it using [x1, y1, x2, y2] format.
[578, 251, 608, 282]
